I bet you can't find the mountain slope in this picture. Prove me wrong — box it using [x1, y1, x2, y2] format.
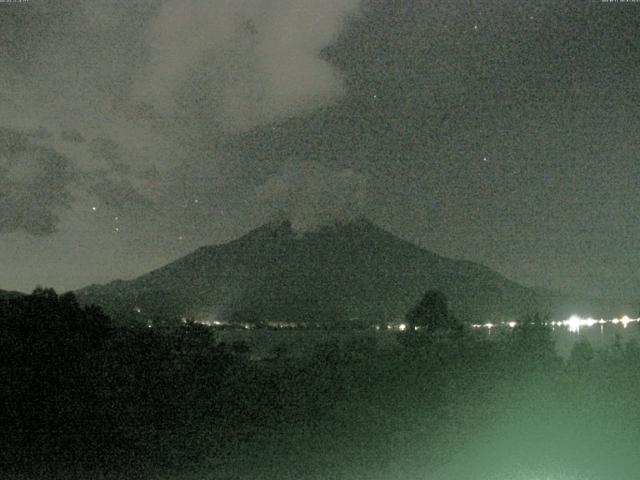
[0, 289, 25, 300]
[76, 219, 543, 326]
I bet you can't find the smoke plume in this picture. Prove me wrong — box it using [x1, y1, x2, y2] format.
[256, 162, 369, 232]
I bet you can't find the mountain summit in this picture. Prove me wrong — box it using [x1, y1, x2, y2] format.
[76, 219, 542, 326]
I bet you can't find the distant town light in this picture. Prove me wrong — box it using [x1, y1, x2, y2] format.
[472, 315, 638, 333]
[566, 315, 582, 333]
[560, 315, 637, 333]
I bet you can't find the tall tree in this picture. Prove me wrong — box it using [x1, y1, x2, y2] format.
[406, 290, 454, 332]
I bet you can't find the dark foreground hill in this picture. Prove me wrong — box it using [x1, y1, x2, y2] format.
[76, 219, 550, 326]
[0, 289, 24, 300]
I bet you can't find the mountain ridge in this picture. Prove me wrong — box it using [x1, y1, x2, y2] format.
[0, 289, 25, 300]
[75, 218, 549, 326]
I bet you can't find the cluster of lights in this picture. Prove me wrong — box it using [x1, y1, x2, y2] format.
[558, 315, 638, 333]
[194, 319, 224, 327]
[383, 323, 424, 332]
[471, 315, 639, 333]
[382, 323, 418, 332]
[194, 319, 255, 330]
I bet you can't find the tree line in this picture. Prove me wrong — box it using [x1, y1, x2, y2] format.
[1, 288, 639, 479]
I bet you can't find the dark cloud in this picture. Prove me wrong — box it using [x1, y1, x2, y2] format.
[88, 137, 132, 175]
[0, 127, 76, 235]
[59, 129, 85, 144]
[88, 176, 155, 214]
[27, 127, 52, 141]
[0, 126, 155, 235]
[88, 137, 119, 162]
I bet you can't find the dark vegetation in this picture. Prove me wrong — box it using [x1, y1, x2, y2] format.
[2, 288, 640, 479]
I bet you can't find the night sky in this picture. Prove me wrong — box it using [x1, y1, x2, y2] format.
[1, 0, 639, 300]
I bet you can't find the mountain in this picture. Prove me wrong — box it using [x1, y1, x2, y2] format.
[0, 289, 25, 300]
[76, 219, 547, 326]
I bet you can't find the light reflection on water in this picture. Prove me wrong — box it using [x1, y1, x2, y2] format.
[472, 316, 640, 357]
[215, 316, 640, 360]
[471, 315, 639, 332]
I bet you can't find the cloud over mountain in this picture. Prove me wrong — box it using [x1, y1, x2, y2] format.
[256, 162, 369, 232]
[134, 0, 360, 131]
[0, 0, 363, 240]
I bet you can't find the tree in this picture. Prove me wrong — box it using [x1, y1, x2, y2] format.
[568, 339, 595, 368]
[510, 311, 556, 364]
[399, 290, 465, 353]
[405, 289, 454, 332]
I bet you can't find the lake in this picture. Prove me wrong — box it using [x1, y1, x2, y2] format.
[214, 316, 640, 360]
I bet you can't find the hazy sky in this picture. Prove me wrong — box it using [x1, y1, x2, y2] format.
[1, 0, 639, 300]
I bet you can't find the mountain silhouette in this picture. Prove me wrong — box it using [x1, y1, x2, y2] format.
[0, 289, 24, 300]
[76, 219, 544, 326]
